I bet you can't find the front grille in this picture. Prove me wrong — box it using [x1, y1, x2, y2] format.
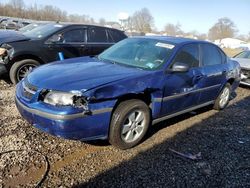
[21, 79, 38, 100]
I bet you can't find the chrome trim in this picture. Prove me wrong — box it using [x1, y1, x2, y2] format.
[22, 81, 36, 95]
[240, 81, 250, 86]
[152, 100, 214, 125]
[154, 84, 221, 102]
[16, 97, 112, 121]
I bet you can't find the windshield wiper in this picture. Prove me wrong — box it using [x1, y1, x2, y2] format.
[98, 57, 117, 64]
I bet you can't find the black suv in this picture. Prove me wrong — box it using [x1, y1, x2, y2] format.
[0, 23, 127, 84]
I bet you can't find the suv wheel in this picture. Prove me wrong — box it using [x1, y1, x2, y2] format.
[10, 59, 40, 84]
[109, 99, 150, 149]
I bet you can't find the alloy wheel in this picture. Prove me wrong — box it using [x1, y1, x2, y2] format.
[17, 64, 37, 81]
[219, 87, 230, 107]
[121, 110, 146, 143]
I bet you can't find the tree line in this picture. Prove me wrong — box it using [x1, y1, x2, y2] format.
[0, 0, 94, 23]
[0, 0, 249, 41]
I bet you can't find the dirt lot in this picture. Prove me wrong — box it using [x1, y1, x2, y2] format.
[0, 79, 249, 187]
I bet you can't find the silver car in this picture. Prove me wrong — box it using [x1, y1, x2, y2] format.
[232, 50, 250, 86]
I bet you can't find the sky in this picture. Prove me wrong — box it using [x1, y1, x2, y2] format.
[1, 0, 250, 35]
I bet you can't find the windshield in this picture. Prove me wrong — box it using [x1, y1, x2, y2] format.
[23, 23, 64, 39]
[98, 38, 175, 70]
[19, 23, 41, 33]
[234, 51, 250, 59]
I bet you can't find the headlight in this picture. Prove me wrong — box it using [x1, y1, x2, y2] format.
[44, 91, 75, 106]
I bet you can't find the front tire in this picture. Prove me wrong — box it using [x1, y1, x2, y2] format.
[9, 59, 40, 84]
[213, 83, 231, 110]
[109, 99, 150, 149]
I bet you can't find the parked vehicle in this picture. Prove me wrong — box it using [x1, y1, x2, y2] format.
[232, 50, 250, 86]
[0, 18, 30, 30]
[0, 23, 127, 83]
[15, 37, 241, 149]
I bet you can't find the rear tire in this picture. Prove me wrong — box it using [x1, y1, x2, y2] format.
[10, 59, 40, 84]
[213, 83, 231, 110]
[109, 99, 150, 149]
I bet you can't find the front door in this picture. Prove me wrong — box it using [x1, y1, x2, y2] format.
[160, 43, 204, 116]
[43, 28, 86, 62]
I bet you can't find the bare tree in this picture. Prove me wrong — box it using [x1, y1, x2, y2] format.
[10, 0, 25, 17]
[0, 0, 94, 23]
[99, 18, 106, 26]
[164, 23, 182, 36]
[208, 17, 238, 40]
[131, 8, 154, 33]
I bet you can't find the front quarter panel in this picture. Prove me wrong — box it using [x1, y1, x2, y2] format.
[83, 71, 165, 119]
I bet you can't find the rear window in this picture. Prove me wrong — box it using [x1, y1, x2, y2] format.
[107, 29, 126, 42]
[201, 44, 222, 66]
[87, 27, 108, 43]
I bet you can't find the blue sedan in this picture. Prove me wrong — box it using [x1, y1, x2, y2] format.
[15, 37, 241, 149]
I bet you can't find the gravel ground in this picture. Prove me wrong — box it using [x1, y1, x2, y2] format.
[0, 79, 249, 188]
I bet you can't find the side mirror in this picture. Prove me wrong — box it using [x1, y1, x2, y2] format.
[46, 34, 63, 44]
[172, 62, 189, 72]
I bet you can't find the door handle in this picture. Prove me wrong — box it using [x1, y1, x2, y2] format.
[194, 75, 204, 80]
[222, 70, 227, 74]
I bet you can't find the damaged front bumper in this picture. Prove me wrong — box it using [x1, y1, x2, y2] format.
[15, 81, 115, 141]
[240, 68, 250, 86]
[0, 45, 12, 76]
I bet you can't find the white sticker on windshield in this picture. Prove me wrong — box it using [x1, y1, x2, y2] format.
[146, 62, 155, 69]
[156, 42, 175, 49]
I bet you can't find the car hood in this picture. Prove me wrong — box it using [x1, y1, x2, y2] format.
[27, 57, 149, 92]
[232, 58, 250, 69]
[0, 30, 30, 45]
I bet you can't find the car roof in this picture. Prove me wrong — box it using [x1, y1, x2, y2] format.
[134, 36, 211, 45]
[48, 22, 124, 32]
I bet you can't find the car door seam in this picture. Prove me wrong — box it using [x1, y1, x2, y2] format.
[153, 84, 221, 102]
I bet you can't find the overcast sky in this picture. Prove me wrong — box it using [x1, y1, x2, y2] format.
[1, 0, 250, 35]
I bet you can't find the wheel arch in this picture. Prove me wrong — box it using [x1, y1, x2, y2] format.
[227, 77, 235, 85]
[11, 54, 45, 67]
[111, 92, 152, 115]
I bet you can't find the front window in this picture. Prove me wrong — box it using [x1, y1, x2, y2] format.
[98, 38, 175, 70]
[172, 44, 199, 68]
[23, 24, 64, 39]
[47, 29, 85, 43]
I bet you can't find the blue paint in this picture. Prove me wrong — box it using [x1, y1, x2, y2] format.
[15, 37, 241, 141]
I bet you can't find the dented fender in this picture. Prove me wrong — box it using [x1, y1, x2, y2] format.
[82, 71, 166, 119]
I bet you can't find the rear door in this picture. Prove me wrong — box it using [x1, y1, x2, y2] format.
[86, 27, 114, 56]
[198, 43, 227, 104]
[44, 27, 86, 61]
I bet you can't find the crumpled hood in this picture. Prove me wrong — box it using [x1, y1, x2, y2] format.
[27, 57, 148, 91]
[232, 58, 250, 69]
[0, 30, 30, 45]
